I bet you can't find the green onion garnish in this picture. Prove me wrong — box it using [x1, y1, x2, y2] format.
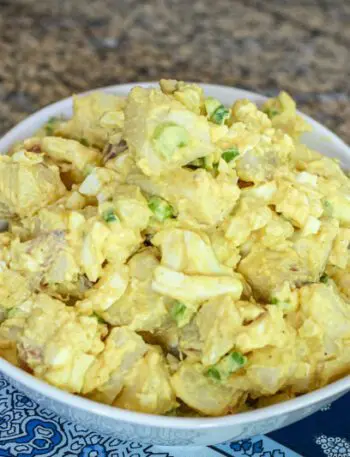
[265, 108, 279, 119]
[222, 147, 240, 163]
[103, 210, 118, 223]
[148, 196, 174, 222]
[210, 105, 230, 125]
[205, 351, 247, 382]
[320, 273, 329, 284]
[205, 367, 221, 381]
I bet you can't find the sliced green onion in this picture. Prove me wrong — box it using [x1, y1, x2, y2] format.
[265, 108, 280, 119]
[148, 196, 174, 222]
[205, 351, 247, 382]
[222, 147, 240, 163]
[205, 367, 221, 381]
[320, 273, 329, 284]
[230, 351, 247, 367]
[103, 210, 118, 223]
[271, 297, 279, 305]
[210, 105, 230, 125]
[218, 351, 247, 377]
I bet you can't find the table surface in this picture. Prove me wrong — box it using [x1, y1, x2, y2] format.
[0, 0, 349, 143]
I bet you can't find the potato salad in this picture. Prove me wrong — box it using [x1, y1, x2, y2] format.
[0, 80, 349, 417]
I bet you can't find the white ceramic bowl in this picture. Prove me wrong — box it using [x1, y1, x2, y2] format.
[0, 83, 349, 447]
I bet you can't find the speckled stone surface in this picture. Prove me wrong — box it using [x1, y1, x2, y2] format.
[0, 0, 349, 142]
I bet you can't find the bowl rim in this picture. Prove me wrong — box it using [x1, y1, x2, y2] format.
[1, 356, 349, 430]
[0, 81, 349, 430]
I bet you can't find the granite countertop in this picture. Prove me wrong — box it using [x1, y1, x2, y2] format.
[0, 0, 349, 142]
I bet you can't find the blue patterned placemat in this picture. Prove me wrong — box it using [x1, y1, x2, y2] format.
[0, 373, 348, 457]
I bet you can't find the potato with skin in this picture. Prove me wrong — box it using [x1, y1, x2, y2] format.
[0, 153, 65, 219]
[223, 100, 295, 183]
[17, 294, 106, 393]
[0, 271, 37, 366]
[84, 327, 147, 404]
[238, 245, 311, 302]
[9, 231, 80, 286]
[0, 302, 33, 366]
[235, 306, 294, 353]
[77, 262, 129, 314]
[56, 92, 126, 148]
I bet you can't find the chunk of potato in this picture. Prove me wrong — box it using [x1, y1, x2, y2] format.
[171, 361, 243, 416]
[114, 347, 177, 414]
